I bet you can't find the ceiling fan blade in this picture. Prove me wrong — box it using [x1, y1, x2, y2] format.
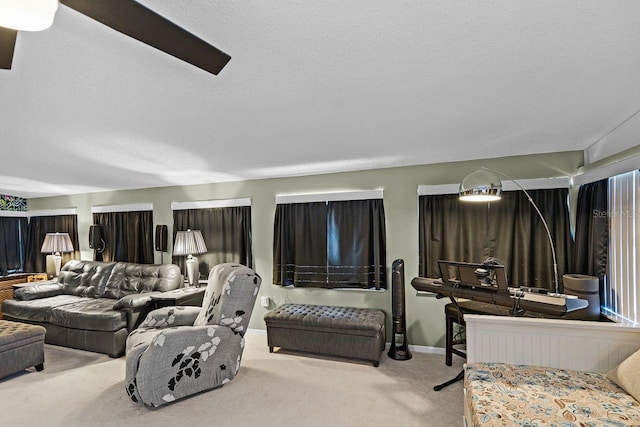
[0, 27, 17, 70]
[59, 0, 231, 75]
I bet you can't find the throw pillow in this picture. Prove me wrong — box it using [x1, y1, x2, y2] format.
[608, 348, 640, 401]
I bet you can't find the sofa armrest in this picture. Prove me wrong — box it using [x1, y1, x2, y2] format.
[115, 292, 169, 332]
[113, 292, 164, 310]
[139, 306, 202, 329]
[13, 282, 63, 301]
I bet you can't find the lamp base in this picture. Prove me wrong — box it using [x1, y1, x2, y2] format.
[45, 255, 55, 278]
[45, 254, 63, 278]
[53, 254, 62, 277]
[185, 256, 199, 287]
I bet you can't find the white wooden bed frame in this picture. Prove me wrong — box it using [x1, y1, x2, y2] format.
[462, 315, 640, 426]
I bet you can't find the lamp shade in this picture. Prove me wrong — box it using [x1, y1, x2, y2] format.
[0, 0, 59, 31]
[173, 229, 207, 256]
[459, 168, 503, 202]
[40, 232, 74, 254]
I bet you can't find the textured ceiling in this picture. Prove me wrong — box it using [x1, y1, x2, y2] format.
[1, 1, 640, 198]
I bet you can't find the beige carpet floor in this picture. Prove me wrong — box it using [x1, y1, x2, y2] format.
[0, 332, 465, 426]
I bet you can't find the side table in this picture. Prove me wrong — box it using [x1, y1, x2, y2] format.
[149, 287, 206, 310]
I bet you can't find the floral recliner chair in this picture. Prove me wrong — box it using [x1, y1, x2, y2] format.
[125, 263, 261, 407]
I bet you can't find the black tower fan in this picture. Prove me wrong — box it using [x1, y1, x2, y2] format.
[388, 259, 412, 360]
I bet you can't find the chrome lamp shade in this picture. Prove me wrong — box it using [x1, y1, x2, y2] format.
[173, 229, 207, 286]
[0, 0, 59, 31]
[41, 232, 74, 277]
[458, 168, 503, 202]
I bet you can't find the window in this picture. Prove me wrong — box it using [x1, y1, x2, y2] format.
[273, 191, 386, 290]
[24, 211, 80, 273]
[418, 186, 573, 290]
[92, 204, 153, 264]
[172, 198, 253, 277]
[0, 215, 27, 275]
[604, 170, 640, 324]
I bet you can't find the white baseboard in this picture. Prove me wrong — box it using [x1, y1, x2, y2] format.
[389, 342, 445, 355]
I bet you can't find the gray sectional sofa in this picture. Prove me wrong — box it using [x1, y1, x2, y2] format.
[1, 260, 182, 357]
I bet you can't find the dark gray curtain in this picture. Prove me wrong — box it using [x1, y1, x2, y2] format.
[172, 206, 253, 277]
[93, 211, 154, 264]
[273, 199, 387, 289]
[327, 200, 386, 289]
[273, 202, 327, 287]
[419, 189, 572, 290]
[419, 194, 489, 278]
[0, 216, 28, 275]
[573, 179, 608, 299]
[24, 215, 80, 273]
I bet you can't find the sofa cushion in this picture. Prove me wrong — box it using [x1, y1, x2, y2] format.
[13, 282, 63, 301]
[58, 260, 116, 298]
[2, 295, 82, 323]
[49, 298, 127, 332]
[103, 262, 182, 300]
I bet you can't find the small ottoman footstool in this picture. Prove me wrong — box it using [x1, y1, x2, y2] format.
[0, 319, 46, 380]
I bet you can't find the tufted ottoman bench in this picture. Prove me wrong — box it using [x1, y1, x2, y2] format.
[0, 319, 46, 379]
[264, 303, 386, 366]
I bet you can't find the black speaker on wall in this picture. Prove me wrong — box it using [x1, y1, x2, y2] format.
[388, 258, 412, 360]
[155, 225, 168, 252]
[89, 225, 103, 250]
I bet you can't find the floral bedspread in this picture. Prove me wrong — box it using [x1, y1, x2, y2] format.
[464, 362, 640, 426]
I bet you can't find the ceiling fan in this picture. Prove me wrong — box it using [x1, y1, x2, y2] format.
[0, 0, 231, 75]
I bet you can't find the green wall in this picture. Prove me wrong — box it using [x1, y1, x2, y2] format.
[28, 151, 584, 349]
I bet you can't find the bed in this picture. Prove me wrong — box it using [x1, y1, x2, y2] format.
[463, 315, 640, 426]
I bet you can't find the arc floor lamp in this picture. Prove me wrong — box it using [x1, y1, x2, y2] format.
[434, 167, 562, 393]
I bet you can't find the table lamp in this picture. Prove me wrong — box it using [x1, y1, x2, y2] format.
[173, 229, 207, 286]
[41, 232, 74, 277]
